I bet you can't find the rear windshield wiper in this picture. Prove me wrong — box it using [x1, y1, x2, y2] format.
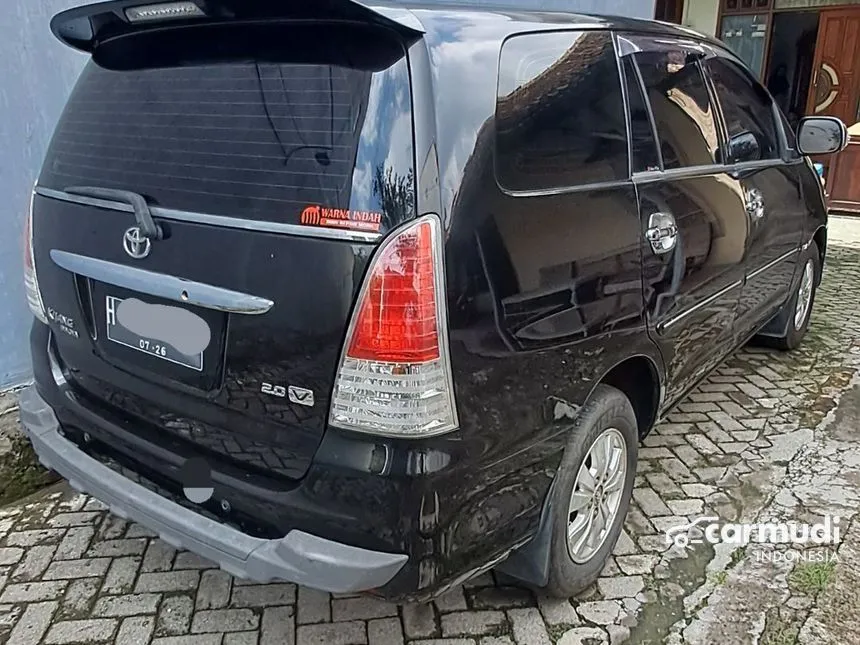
[65, 186, 163, 240]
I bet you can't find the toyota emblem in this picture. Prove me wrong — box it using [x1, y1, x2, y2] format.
[123, 227, 152, 259]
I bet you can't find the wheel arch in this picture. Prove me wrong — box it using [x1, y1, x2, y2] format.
[496, 351, 664, 587]
[594, 354, 663, 438]
[812, 225, 826, 285]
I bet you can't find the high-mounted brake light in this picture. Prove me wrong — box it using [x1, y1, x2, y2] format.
[23, 186, 48, 324]
[329, 215, 458, 438]
[125, 2, 205, 23]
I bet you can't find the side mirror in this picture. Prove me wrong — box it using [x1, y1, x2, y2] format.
[797, 116, 849, 155]
[727, 131, 761, 163]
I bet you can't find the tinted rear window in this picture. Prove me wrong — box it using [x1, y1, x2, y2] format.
[39, 23, 414, 231]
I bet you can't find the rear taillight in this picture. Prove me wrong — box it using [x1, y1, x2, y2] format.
[23, 187, 48, 324]
[329, 215, 458, 438]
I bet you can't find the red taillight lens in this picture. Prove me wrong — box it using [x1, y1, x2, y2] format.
[347, 221, 439, 363]
[329, 215, 458, 438]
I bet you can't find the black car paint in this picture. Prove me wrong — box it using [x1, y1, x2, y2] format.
[30, 4, 827, 601]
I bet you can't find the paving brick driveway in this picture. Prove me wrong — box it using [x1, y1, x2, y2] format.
[2, 217, 860, 645]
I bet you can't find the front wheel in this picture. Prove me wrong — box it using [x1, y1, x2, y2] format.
[768, 242, 820, 351]
[540, 384, 638, 598]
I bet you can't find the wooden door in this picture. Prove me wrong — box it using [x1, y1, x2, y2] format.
[828, 141, 860, 214]
[654, 0, 684, 24]
[806, 8, 860, 211]
[806, 9, 860, 124]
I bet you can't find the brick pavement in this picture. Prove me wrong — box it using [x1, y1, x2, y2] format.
[1, 217, 859, 645]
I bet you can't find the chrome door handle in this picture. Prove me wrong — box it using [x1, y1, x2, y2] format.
[645, 212, 678, 255]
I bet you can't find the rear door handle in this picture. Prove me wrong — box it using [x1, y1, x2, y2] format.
[645, 212, 678, 255]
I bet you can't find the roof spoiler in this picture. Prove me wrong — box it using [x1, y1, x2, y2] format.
[51, 0, 424, 53]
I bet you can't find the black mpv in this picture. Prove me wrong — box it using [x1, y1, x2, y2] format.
[21, 0, 847, 601]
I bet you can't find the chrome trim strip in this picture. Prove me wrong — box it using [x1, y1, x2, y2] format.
[50, 250, 274, 315]
[747, 248, 799, 281]
[658, 247, 799, 331]
[35, 187, 381, 243]
[658, 279, 743, 331]
[632, 159, 783, 184]
[633, 164, 726, 184]
[499, 178, 632, 199]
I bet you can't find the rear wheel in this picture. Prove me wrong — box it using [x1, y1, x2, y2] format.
[767, 242, 820, 351]
[541, 384, 638, 598]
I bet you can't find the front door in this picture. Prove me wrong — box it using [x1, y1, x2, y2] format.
[619, 35, 748, 407]
[704, 55, 805, 339]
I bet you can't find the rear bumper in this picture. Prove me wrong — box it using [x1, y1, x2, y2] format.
[27, 320, 558, 601]
[18, 385, 407, 593]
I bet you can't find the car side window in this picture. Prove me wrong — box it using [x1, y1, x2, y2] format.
[705, 57, 780, 163]
[495, 30, 629, 192]
[622, 56, 661, 173]
[632, 49, 721, 170]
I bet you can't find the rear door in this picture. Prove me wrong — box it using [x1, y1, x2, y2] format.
[703, 54, 805, 339]
[33, 18, 417, 480]
[620, 34, 749, 406]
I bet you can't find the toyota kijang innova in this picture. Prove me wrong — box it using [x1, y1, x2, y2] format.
[20, 0, 848, 601]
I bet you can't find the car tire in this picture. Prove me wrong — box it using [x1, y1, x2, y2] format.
[540, 384, 638, 598]
[767, 242, 820, 351]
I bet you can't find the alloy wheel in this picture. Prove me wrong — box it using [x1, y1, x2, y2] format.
[794, 259, 814, 330]
[566, 427, 627, 564]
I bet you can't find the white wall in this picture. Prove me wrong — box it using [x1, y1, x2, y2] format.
[0, 1, 85, 388]
[682, 0, 720, 36]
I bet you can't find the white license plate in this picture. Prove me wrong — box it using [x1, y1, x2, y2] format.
[105, 296, 204, 371]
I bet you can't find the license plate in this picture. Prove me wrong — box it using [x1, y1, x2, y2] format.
[105, 296, 204, 371]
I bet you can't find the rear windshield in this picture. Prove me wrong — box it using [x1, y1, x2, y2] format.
[39, 23, 415, 234]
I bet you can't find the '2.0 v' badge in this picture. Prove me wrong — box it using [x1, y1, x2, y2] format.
[261, 383, 315, 407]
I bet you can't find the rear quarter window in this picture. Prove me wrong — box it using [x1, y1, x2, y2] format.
[39, 23, 415, 233]
[495, 30, 629, 192]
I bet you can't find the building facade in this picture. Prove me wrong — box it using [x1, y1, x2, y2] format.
[669, 0, 860, 127]
[660, 0, 860, 212]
